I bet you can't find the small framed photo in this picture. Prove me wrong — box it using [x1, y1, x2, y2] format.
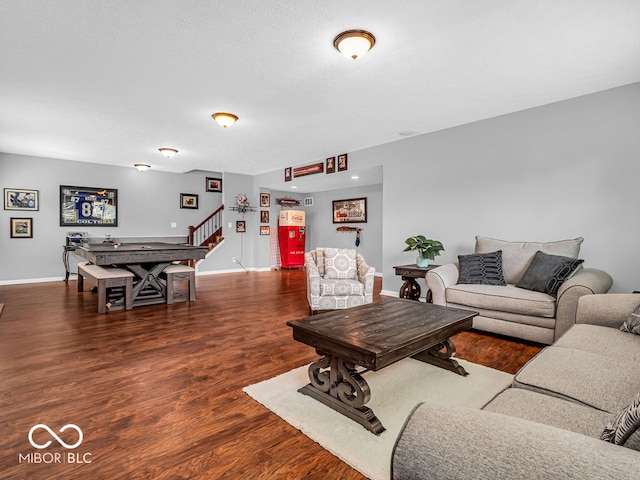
[10, 217, 33, 238]
[206, 177, 222, 192]
[284, 167, 292, 182]
[4, 188, 39, 211]
[260, 226, 270, 236]
[180, 193, 199, 209]
[236, 220, 246, 233]
[260, 210, 270, 223]
[326, 157, 336, 174]
[260, 193, 270, 207]
[338, 153, 348, 172]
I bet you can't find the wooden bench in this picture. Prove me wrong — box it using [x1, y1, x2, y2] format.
[77, 262, 135, 313]
[161, 264, 196, 304]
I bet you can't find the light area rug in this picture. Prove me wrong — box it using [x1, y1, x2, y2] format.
[243, 357, 513, 480]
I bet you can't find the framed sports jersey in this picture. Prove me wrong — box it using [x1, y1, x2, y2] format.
[59, 185, 118, 227]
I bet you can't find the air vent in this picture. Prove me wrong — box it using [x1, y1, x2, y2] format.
[304, 197, 313, 207]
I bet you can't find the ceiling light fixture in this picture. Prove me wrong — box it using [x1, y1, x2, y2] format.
[134, 163, 151, 172]
[212, 112, 238, 128]
[333, 29, 376, 60]
[158, 148, 178, 158]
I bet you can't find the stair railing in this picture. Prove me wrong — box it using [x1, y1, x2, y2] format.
[188, 204, 224, 248]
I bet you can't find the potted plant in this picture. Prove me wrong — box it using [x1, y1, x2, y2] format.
[403, 235, 444, 267]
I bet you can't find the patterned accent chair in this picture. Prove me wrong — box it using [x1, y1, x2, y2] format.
[305, 248, 375, 314]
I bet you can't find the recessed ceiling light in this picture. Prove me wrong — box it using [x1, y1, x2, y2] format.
[291, 185, 298, 189]
[351, 175, 360, 179]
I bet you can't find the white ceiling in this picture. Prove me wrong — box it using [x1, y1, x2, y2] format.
[2, 1, 639, 186]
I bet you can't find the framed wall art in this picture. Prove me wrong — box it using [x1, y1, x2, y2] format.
[260, 210, 270, 223]
[180, 193, 199, 209]
[337, 153, 348, 172]
[206, 177, 222, 192]
[260, 226, 270, 236]
[326, 157, 336, 174]
[294, 162, 324, 178]
[284, 167, 292, 182]
[260, 193, 270, 207]
[10, 217, 33, 238]
[4, 188, 39, 211]
[60, 185, 118, 227]
[236, 220, 246, 233]
[332, 197, 367, 223]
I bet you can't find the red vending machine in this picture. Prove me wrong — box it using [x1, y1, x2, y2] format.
[278, 210, 306, 269]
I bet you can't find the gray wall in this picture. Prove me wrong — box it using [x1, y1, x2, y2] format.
[0, 154, 223, 282]
[364, 82, 639, 295]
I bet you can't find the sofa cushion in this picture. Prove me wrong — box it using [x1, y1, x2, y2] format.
[601, 393, 640, 447]
[446, 284, 556, 318]
[475, 236, 583, 284]
[554, 324, 640, 364]
[319, 278, 363, 297]
[620, 304, 640, 335]
[457, 250, 506, 286]
[516, 251, 584, 295]
[323, 248, 357, 279]
[514, 346, 640, 413]
[483, 388, 612, 439]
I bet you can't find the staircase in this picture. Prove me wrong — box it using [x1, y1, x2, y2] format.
[188, 205, 225, 265]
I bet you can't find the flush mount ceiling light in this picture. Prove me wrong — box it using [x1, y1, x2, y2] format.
[158, 148, 178, 158]
[333, 29, 376, 60]
[212, 112, 238, 128]
[134, 163, 151, 172]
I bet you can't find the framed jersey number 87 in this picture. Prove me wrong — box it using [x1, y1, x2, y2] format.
[59, 185, 118, 227]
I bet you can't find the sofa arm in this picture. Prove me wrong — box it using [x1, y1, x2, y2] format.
[392, 403, 640, 480]
[305, 260, 321, 296]
[425, 263, 459, 305]
[554, 268, 613, 341]
[576, 294, 640, 328]
[356, 256, 375, 294]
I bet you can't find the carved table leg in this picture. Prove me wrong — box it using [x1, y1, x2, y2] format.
[298, 354, 385, 435]
[412, 338, 469, 376]
[399, 276, 421, 300]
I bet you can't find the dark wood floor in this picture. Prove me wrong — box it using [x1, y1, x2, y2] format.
[0, 270, 541, 479]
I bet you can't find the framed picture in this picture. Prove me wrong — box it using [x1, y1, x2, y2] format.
[326, 157, 336, 174]
[60, 185, 118, 227]
[332, 197, 367, 223]
[236, 220, 246, 233]
[260, 210, 270, 223]
[337, 153, 348, 172]
[206, 177, 222, 192]
[180, 193, 199, 209]
[260, 226, 270, 236]
[10, 217, 33, 238]
[260, 193, 270, 207]
[284, 167, 292, 182]
[293, 162, 324, 178]
[4, 188, 39, 211]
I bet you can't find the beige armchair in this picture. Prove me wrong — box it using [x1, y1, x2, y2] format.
[305, 248, 375, 314]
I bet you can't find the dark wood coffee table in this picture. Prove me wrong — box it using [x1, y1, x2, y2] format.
[286, 298, 477, 434]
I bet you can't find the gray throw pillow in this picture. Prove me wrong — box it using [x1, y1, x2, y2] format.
[457, 250, 506, 286]
[516, 251, 584, 295]
[601, 392, 640, 446]
[620, 304, 640, 335]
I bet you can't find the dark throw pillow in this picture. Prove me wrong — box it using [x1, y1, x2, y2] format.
[457, 250, 506, 286]
[516, 251, 584, 295]
[620, 304, 640, 335]
[601, 393, 640, 446]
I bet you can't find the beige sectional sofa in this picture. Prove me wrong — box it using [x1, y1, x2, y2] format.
[392, 294, 640, 479]
[426, 236, 613, 344]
